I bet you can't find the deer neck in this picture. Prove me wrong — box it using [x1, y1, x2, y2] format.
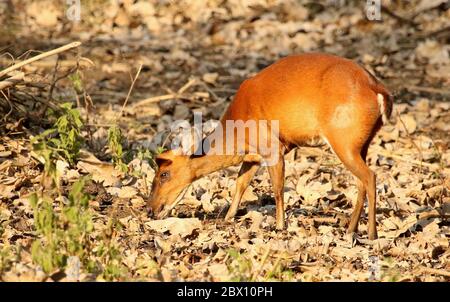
[190, 154, 243, 180]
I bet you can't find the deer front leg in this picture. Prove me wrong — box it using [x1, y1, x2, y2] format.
[225, 161, 260, 221]
[267, 155, 286, 230]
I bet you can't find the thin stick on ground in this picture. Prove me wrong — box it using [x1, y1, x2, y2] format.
[376, 149, 440, 170]
[381, 5, 419, 28]
[178, 78, 197, 94]
[0, 71, 24, 90]
[117, 63, 143, 119]
[130, 77, 207, 109]
[131, 94, 177, 108]
[420, 267, 450, 278]
[1, 90, 13, 121]
[0, 41, 82, 78]
[406, 85, 450, 96]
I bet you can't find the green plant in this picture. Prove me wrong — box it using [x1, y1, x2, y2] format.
[0, 245, 17, 277]
[28, 102, 127, 280]
[107, 125, 129, 173]
[155, 146, 166, 155]
[68, 71, 83, 94]
[264, 261, 294, 281]
[380, 257, 402, 282]
[0, 210, 7, 238]
[94, 218, 127, 281]
[32, 102, 84, 167]
[30, 178, 94, 274]
[136, 147, 153, 164]
[29, 177, 127, 279]
[135, 256, 161, 280]
[108, 123, 166, 173]
[225, 249, 293, 281]
[226, 249, 253, 281]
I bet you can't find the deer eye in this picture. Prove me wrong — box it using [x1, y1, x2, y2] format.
[160, 171, 170, 182]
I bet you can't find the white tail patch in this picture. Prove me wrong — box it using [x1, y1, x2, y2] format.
[377, 93, 387, 124]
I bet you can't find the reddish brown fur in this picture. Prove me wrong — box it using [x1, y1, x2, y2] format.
[148, 53, 393, 240]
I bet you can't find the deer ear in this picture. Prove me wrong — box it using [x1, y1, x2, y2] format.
[155, 151, 175, 166]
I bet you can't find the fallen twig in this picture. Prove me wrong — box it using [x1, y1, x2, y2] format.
[312, 217, 338, 225]
[178, 78, 197, 94]
[420, 267, 450, 278]
[131, 92, 205, 108]
[131, 94, 176, 108]
[117, 63, 143, 119]
[130, 77, 219, 109]
[0, 41, 82, 78]
[412, 3, 449, 19]
[381, 5, 419, 28]
[376, 149, 440, 170]
[1, 90, 13, 121]
[197, 80, 221, 102]
[406, 85, 450, 96]
[0, 57, 94, 70]
[0, 71, 24, 90]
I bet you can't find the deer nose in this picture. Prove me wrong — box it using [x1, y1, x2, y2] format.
[146, 203, 154, 217]
[146, 201, 163, 218]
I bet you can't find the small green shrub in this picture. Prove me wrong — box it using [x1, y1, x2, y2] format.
[32, 102, 84, 167]
[30, 178, 94, 274]
[225, 249, 293, 281]
[226, 249, 253, 281]
[29, 103, 127, 280]
[0, 245, 17, 277]
[30, 178, 127, 280]
[108, 125, 129, 173]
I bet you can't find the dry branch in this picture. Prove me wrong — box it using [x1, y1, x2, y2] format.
[376, 149, 440, 170]
[118, 63, 143, 119]
[0, 41, 82, 78]
[420, 267, 450, 278]
[0, 57, 94, 70]
[0, 71, 24, 90]
[406, 85, 450, 96]
[131, 94, 178, 108]
[130, 77, 220, 109]
[381, 5, 419, 28]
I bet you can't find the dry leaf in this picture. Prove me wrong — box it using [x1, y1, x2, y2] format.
[203, 73, 219, 84]
[146, 218, 202, 237]
[76, 151, 122, 187]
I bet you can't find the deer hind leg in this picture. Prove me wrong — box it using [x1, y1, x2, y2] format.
[267, 155, 286, 230]
[347, 143, 369, 234]
[347, 178, 366, 234]
[325, 135, 378, 240]
[225, 161, 260, 221]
